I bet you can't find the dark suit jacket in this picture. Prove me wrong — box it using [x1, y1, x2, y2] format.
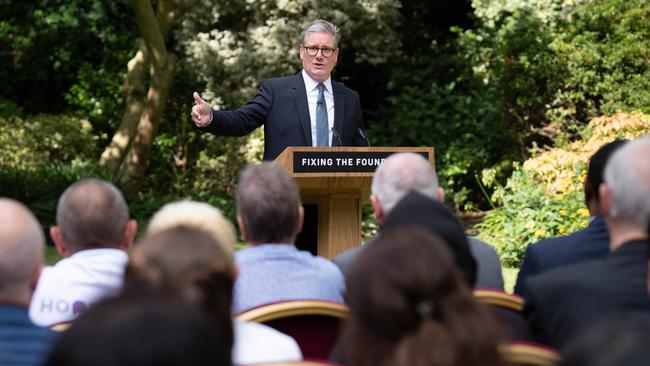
[523, 240, 650, 349]
[334, 236, 504, 290]
[514, 216, 610, 295]
[202, 72, 367, 161]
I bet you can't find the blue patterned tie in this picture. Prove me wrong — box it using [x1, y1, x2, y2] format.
[316, 83, 329, 147]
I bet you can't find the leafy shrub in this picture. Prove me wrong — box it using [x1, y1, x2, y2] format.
[477, 113, 650, 267]
[0, 114, 98, 168]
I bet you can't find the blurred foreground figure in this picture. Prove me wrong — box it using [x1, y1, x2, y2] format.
[0, 198, 56, 366]
[45, 295, 231, 366]
[344, 226, 503, 366]
[126, 226, 302, 365]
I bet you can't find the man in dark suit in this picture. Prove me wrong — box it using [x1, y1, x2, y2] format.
[191, 19, 368, 160]
[514, 140, 626, 295]
[333, 152, 503, 290]
[524, 137, 650, 349]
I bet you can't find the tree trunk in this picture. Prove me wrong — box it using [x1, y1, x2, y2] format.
[98, 40, 148, 171]
[113, 0, 200, 192]
[121, 53, 177, 193]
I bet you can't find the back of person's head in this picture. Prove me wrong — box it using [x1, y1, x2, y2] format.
[344, 226, 502, 366]
[236, 163, 302, 244]
[45, 294, 231, 366]
[55, 178, 134, 253]
[0, 198, 44, 303]
[584, 139, 627, 210]
[560, 317, 650, 366]
[602, 136, 650, 231]
[124, 227, 235, 351]
[383, 191, 477, 286]
[146, 200, 236, 260]
[371, 153, 439, 214]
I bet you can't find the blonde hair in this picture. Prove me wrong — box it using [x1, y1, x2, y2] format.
[146, 200, 236, 260]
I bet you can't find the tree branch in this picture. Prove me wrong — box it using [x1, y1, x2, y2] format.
[130, 0, 167, 68]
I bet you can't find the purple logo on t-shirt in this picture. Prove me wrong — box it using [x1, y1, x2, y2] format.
[72, 301, 87, 315]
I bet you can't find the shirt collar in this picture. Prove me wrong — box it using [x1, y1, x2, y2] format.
[301, 69, 333, 94]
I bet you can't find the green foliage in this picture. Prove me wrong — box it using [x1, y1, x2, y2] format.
[0, 114, 98, 168]
[478, 167, 588, 267]
[477, 112, 650, 267]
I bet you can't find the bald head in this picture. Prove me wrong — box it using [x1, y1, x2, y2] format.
[0, 198, 44, 302]
[56, 178, 133, 253]
[371, 153, 439, 214]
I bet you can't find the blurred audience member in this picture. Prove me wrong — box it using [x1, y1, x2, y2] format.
[344, 226, 503, 366]
[334, 152, 502, 289]
[45, 295, 231, 366]
[524, 137, 650, 348]
[515, 140, 626, 295]
[0, 198, 56, 366]
[146, 199, 237, 259]
[125, 226, 302, 365]
[29, 178, 136, 326]
[560, 317, 650, 366]
[233, 163, 344, 312]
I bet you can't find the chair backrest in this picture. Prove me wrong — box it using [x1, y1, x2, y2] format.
[474, 289, 533, 341]
[500, 341, 561, 366]
[474, 289, 524, 312]
[249, 360, 341, 366]
[236, 300, 348, 360]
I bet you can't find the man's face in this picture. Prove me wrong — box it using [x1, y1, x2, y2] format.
[300, 32, 339, 83]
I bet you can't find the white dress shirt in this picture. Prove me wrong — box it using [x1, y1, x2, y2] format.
[302, 70, 335, 146]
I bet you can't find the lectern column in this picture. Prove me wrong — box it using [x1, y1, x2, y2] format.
[317, 193, 362, 259]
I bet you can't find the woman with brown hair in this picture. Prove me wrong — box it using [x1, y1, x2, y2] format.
[344, 225, 504, 366]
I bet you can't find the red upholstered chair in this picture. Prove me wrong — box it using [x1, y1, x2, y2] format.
[236, 300, 348, 360]
[500, 341, 561, 366]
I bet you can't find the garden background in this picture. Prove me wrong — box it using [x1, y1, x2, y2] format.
[1, 0, 648, 290]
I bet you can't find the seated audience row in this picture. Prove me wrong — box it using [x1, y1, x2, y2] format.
[2, 136, 649, 365]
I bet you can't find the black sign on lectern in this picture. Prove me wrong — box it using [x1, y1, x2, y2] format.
[292, 150, 430, 173]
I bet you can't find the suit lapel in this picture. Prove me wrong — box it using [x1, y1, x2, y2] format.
[332, 81, 344, 139]
[291, 73, 312, 145]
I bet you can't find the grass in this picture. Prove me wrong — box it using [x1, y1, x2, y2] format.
[45, 245, 62, 266]
[502, 266, 518, 294]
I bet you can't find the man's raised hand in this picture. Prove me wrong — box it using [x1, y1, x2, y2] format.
[191, 92, 212, 127]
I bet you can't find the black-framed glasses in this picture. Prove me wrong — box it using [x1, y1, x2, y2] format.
[302, 45, 336, 58]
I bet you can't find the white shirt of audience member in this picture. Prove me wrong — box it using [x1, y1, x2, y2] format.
[29, 248, 128, 326]
[232, 320, 302, 365]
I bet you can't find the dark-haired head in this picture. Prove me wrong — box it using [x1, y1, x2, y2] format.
[123, 227, 235, 351]
[344, 226, 502, 366]
[46, 295, 231, 366]
[584, 139, 627, 213]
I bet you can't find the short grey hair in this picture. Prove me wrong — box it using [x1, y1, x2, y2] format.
[301, 19, 340, 48]
[603, 136, 650, 231]
[236, 163, 301, 244]
[0, 198, 44, 298]
[371, 153, 439, 214]
[146, 200, 236, 260]
[57, 178, 130, 251]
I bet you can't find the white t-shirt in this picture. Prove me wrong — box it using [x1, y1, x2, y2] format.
[232, 320, 302, 365]
[29, 248, 128, 326]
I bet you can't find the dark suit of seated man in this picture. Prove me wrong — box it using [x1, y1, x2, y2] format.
[191, 19, 368, 161]
[514, 140, 626, 295]
[523, 137, 650, 349]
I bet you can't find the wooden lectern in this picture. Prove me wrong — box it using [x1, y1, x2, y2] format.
[274, 146, 434, 259]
